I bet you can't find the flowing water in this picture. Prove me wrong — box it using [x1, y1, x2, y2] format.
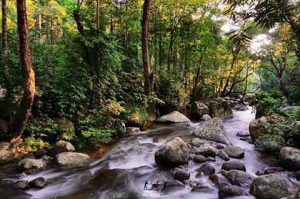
[0, 107, 281, 199]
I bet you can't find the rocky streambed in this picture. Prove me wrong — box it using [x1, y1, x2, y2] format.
[0, 107, 299, 199]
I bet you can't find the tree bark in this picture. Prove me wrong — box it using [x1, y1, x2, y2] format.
[142, 0, 152, 95]
[2, 0, 11, 96]
[95, 0, 100, 29]
[10, 0, 36, 141]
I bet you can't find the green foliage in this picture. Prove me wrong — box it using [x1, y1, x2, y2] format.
[254, 90, 285, 118]
[24, 136, 49, 151]
[289, 107, 300, 121]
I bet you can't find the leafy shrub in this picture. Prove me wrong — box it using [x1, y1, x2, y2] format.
[24, 136, 49, 151]
[288, 107, 300, 121]
[254, 90, 285, 118]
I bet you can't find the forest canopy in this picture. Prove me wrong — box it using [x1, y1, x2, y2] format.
[0, 0, 299, 148]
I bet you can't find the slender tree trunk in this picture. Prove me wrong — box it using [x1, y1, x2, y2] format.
[142, 0, 152, 95]
[10, 0, 36, 141]
[2, 0, 11, 96]
[96, 0, 100, 29]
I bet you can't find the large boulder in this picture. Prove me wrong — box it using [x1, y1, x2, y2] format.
[193, 118, 230, 144]
[156, 111, 190, 123]
[0, 142, 14, 164]
[18, 158, 46, 172]
[190, 101, 209, 119]
[280, 147, 300, 170]
[250, 174, 291, 199]
[224, 170, 254, 186]
[49, 140, 75, 156]
[155, 137, 190, 167]
[209, 98, 233, 119]
[249, 117, 270, 141]
[56, 152, 91, 168]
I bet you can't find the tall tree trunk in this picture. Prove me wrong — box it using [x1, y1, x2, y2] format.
[96, 0, 100, 29]
[10, 0, 36, 141]
[2, 0, 11, 96]
[142, 0, 152, 95]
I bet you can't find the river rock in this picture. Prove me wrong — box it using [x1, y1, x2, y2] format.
[14, 180, 29, 190]
[162, 180, 185, 193]
[0, 185, 31, 199]
[18, 158, 46, 172]
[225, 146, 244, 159]
[250, 174, 291, 199]
[191, 144, 218, 157]
[222, 160, 246, 171]
[197, 163, 215, 176]
[233, 104, 249, 111]
[217, 150, 230, 161]
[29, 177, 47, 188]
[209, 98, 233, 119]
[174, 169, 190, 181]
[193, 118, 230, 144]
[280, 147, 300, 170]
[209, 174, 230, 188]
[56, 152, 91, 168]
[157, 111, 190, 123]
[0, 142, 14, 164]
[201, 114, 212, 121]
[224, 170, 254, 186]
[255, 134, 285, 153]
[49, 140, 75, 156]
[190, 101, 209, 119]
[126, 127, 140, 135]
[249, 117, 269, 140]
[155, 137, 190, 167]
[193, 155, 207, 163]
[219, 184, 247, 198]
[236, 131, 250, 137]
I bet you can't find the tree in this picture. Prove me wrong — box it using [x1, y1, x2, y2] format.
[224, 0, 300, 61]
[1, 0, 10, 96]
[10, 0, 36, 142]
[142, 0, 152, 95]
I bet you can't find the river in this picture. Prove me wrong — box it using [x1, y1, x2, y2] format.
[0, 107, 282, 199]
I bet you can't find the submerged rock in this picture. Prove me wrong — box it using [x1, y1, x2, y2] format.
[155, 137, 190, 167]
[250, 174, 291, 199]
[56, 152, 91, 168]
[280, 147, 300, 170]
[193, 118, 230, 144]
[157, 111, 190, 123]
